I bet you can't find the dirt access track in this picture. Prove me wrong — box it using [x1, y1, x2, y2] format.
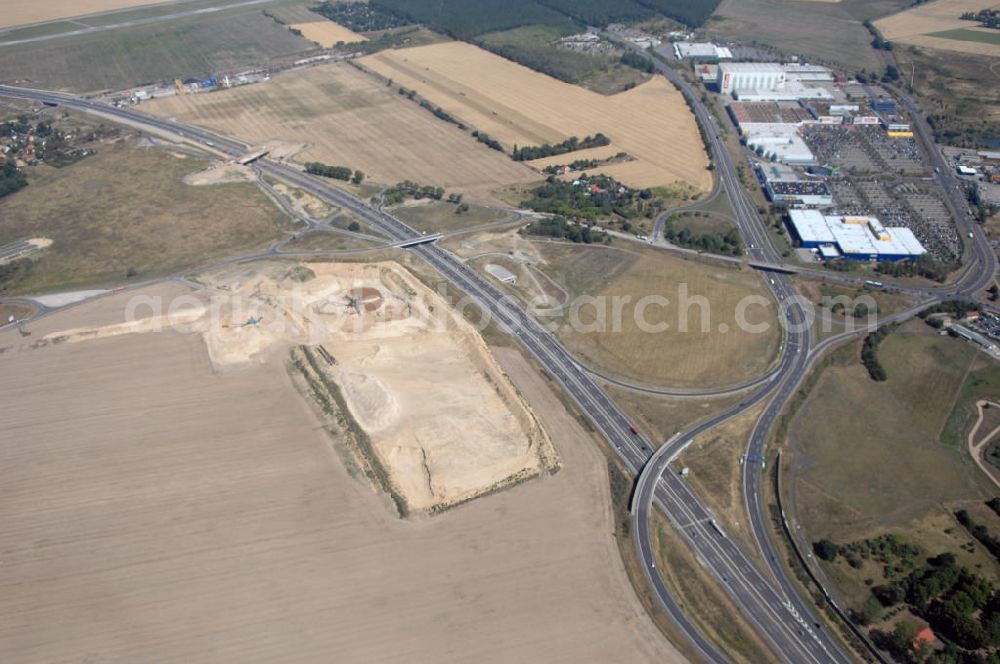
[361, 41, 712, 192]
[33, 260, 557, 513]
[0, 281, 683, 663]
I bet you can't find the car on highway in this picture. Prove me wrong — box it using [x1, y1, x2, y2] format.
[629, 425, 638, 435]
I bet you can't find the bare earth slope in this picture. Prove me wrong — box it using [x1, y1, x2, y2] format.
[0, 284, 683, 663]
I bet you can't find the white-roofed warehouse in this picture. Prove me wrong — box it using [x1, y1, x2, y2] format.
[787, 209, 925, 261]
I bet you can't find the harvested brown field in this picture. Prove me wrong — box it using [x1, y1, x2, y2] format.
[291, 20, 367, 47]
[875, 0, 1000, 57]
[360, 42, 712, 192]
[0, 282, 683, 663]
[144, 62, 540, 204]
[39, 260, 556, 513]
[0, 0, 164, 28]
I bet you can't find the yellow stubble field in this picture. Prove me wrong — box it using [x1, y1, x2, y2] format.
[875, 0, 1000, 57]
[0, 0, 166, 28]
[291, 20, 368, 47]
[361, 41, 712, 192]
[144, 62, 540, 203]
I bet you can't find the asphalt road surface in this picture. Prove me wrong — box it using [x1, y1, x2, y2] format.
[2, 78, 995, 663]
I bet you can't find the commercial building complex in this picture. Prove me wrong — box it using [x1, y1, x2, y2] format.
[673, 42, 733, 61]
[787, 209, 925, 261]
[758, 164, 832, 206]
[717, 63, 785, 95]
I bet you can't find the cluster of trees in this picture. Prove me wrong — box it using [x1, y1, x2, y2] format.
[512, 133, 610, 161]
[815, 534, 921, 569]
[305, 162, 365, 184]
[620, 51, 655, 73]
[372, 0, 576, 40]
[956, 510, 1000, 562]
[312, 1, 411, 31]
[961, 8, 1000, 29]
[520, 174, 657, 220]
[861, 322, 898, 382]
[634, 0, 720, 27]
[540, 151, 630, 175]
[662, 216, 743, 256]
[0, 160, 27, 199]
[540, 0, 653, 26]
[876, 254, 953, 283]
[862, 20, 894, 50]
[384, 180, 446, 204]
[543, 158, 599, 174]
[918, 300, 981, 321]
[521, 216, 608, 243]
[0, 257, 32, 294]
[988, 497, 1000, 518]
[471, 130, 503, 152]
[373, 0, 720, 40]
[874, 552, 1000, 655]
[418, 99, 464, 128]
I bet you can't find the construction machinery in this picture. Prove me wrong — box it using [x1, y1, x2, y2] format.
[222, 316, 263, 329]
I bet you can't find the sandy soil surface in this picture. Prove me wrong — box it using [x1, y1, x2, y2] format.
[0, 0, 166, 28]
[30, 289, 110, 307]
[876, 0, 1000, 57]
[183, 161, 256, 186]
[292, 20, 367, 46]
[144, 62, 540, 204]
[271, 182, 334, 219]
[0, 283, 684, 664]
[360, 42, 711, 192]
[30, 261, 554, 513]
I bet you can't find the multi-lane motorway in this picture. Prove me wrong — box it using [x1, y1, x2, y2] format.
[629, 52, 997, 664]
[1, 72, 995, 664]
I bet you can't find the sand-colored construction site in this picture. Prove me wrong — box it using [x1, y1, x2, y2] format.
[0, 0, 163, 28]
[876, 0, 1000, 57]
[34, 260, 555, 512]
[144, 62, 540, 203]
[361, 41, 712, 192]
[0, 281, 683, 664]
[291, 20, 367, 47]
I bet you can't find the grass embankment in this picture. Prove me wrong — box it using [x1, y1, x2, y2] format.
[533, 241, 779, 390]
[785, 320, 1000, 617]
[0, 144, 290, 294]
[650, 512, 777, 663]
[390, 200, 512, 234]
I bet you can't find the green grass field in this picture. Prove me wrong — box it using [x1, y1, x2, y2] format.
[0, 7, 314, 92]
[535, 241, 780, 390]
[389, 201, 514, 233]
[928, 28, 1000, 46]
[894, 45, 1000, 149]
[789, 320, 997, 542]
[706, 0, 910, 72]
[0, 143, 291, 294]
[788, 321, 1000, 610]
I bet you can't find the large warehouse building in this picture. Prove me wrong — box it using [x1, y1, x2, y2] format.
[787, 209, 925, 261]
[717, 63, 786, 95]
